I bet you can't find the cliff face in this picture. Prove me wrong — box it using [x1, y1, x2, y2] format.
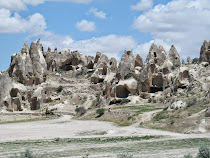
[0, 39, 210, 112]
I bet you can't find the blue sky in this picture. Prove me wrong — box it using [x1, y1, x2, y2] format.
[0, 0, 210, 71]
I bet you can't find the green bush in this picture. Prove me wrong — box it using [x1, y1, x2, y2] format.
[120, 99, 130, 105]
[184, 154, 193, 158]
[75, 107, 86, 116]
[148, 97, 152, 103]
[10, 149, 36, 158]
[196, 145, 210, 158]
[192, 57, 199, 64]
[57, 86, 63, 93]
[96, 108, 105, 117]
[117, 153, 133, 158]
[124, 73, 139, 81]
[153, 99, 157, 103]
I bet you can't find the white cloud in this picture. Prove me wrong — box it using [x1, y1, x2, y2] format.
[41, 34, 137, 60]
[87, 8, 107, 19]
[0, 0, 27, 11]
[0, 0, 91, 11]
[75, 20, 96, 32]
[131, 0, 153, 11]
[133, 0, 210, 59]
[46, 0, 92, 4]
[0, 9, 46, 34]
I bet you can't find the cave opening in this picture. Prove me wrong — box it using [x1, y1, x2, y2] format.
[116, 86, 130, 98]
[10, 88, 19, 98]
[154, 52, 157, 57]
[150, 87, 163, 93]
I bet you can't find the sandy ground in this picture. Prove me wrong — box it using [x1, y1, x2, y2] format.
[0, 115, 209, 143]
[1, 113, 210, 158]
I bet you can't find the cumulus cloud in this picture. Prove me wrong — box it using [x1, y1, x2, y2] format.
[131, 0, 153, 11]
[75, 20, 96, 32]
[133, 0, 210, 59]
[87, 8, 107, 19]
[41, 34, 137, 60]
[0, 0, 91, 11]
[0, 9, 46, 34]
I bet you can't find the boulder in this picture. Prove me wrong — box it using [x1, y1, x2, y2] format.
[170, 101, 187, 109]
[116, 78, 137, 98]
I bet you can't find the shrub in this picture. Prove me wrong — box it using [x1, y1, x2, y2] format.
[153, 99, 157, 103]
[10, 149, 36, 158]
[124, 73, 139, 81]
[148, 97, 152, 103]
[117, 153, 133, 158]
[184, 154, 193, 158]
[163, 107, 168, 111]
[187, 97, 197, 107]
[192, 57, 199, 64]
[120, 99, 130, 105]
[57, 86, 63, 93]
[75, 107, 86, 116]
[196, 145, 210, 158]
[96, 108, 105, 117]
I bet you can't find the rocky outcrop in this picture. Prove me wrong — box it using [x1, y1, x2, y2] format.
[8, 40, 47, 85]
[200, 40, 210, 63]
[116, 78, 137, 98]
[135, 54, 143, 67]
[168, 45, 181, 67]
[117, 50, 135, 80]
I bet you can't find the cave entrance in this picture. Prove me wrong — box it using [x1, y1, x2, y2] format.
[10, 88, 19, 98]
[30, 97, 40, 110]
[150, 87, 163, 93]
[116, 86, 130, 98]
[154, 52, 157, 57]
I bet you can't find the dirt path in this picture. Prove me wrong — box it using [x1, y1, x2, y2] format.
[0, 115, 209, 143]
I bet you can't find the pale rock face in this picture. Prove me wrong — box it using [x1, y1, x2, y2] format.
[170, 101, 187, 109]
[187, 56, 192, 64]
[8, 40, 47, 85]
[168, 45, 181, 67]
[117, 50, 135, 80]
[135, 54, 143, 67]
[146, 43, 167, 66]
[116, 78, 137, 98]
[200, 40, 210, 63]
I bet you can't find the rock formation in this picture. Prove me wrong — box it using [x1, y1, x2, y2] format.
[200, 40, 210, 63]
[0, 39, 210, 112]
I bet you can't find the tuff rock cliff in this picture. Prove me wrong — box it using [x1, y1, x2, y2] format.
[0, 39, 210, 113]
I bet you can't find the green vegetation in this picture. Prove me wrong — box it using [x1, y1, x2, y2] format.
[192, 58, 199, 64]
[10, 149, 37, 158]
[124, 73, 139, 81]
[117, 153, 133, 158]
[56, 85, 63, 93]
[114, 105, 163, 114]
[96, 108, 105, 117]
[75, 107, 86, 116]
[196, 145, 210, 158]
[120, 99, 130, 105]
[184, 145, 210, 158]
[2, 137, 210, 158]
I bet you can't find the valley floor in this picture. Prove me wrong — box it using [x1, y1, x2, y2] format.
[0, 115, 210, 158]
